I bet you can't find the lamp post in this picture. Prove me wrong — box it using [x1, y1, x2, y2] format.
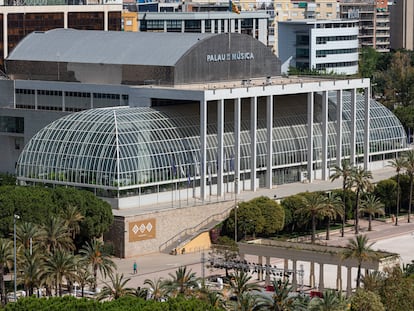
[13, 214, 20, 301]
[234, 177, 238, 243]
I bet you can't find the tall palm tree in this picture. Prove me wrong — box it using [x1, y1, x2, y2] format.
[229, 270, 260, 303]
[16, 221, 42, 253]
[360, 194, 385, 231]
[60, 204, 84, 239]
[79, 239, 116, 291]
[19, 248, 45, 297]
[323, 192, 344, 240]
[330, 159, 354, 237]
[96, 273, 134, 301]
[40, 216, 75, 254]
[342, 235, 378, 288]
[74, 264, 94, 297]
[351, 167, 373, 234]
[389, 156, 406, 226]
[403, 150, 414, 223]
[162, 266, 200, 297]
[44, 249, 78, 296]
[143, 278, 165, 301]
[0, 238, 13, 305]
[295, 192, 328, 243]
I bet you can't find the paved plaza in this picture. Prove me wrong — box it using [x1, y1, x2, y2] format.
[101, 166, 414, 293]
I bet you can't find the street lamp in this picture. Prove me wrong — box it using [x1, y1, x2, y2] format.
[13, 214, 20, 301]
[234, 177, 239, 243]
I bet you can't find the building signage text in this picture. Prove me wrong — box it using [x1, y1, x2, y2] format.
[206, 51, 254, 62]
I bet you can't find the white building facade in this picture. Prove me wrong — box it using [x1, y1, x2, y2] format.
[278, 19, 359, 75]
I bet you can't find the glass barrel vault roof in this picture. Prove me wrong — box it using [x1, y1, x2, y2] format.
[16, 94, 407, 191]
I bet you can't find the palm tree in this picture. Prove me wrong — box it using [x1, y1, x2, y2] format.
[342, 235, 378, 288]
[308, 289, 347, 311]
[97, 273, 134, 301]
[389, 156, 406, 226]
[361, 270, 385, 293]
[19, 248, 45, 297]
[360, 194, 385, 231]
[16, 221, 42, 253]
[0, 238, 13, 305]
[323, 192, 344, 240]
[61, 204, 84, 239]
[162, 266, 200, 297]
[40, 216, 75, 254]
[330, 159, 354, 237]
[143, 278, 165, 301]
[74, 264, 94, 297]
[229, 270, 260, 303]
[351, 167, 373, 234]
[44, 249, 78, 296]
[260, 279, 305, 311]
[79, 239, 116, 291]
[403, 150, 414, 223]
[295, 192, 329, 243]
[234, 292, 263, 311]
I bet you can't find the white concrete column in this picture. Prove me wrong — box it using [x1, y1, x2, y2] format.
[218, 20, 222, 33]
[292, 260, 297, 291]
[265, 256, 271, 286]
[224, 19, 229, 33]
[234, 97, 241, 194]
[364, 87, 370, 169]
[217, 99, 224, 197]
[3, 13, 8, 59]
[252, 18, 256, 38]
[201, 20, 205, 33]
[164, 20, 167, 32]
[310, 261, 315, 288]
[319, 263, 324, 291]
[238, 19, 241, 33]
[64, 11, 68, 29]
[250, 96, 257, 191]
[350, 88, 357, 165]
[307, 92, 314, 182]
[284, 259, 289, 282]
[62, 91, 65, 112]
[90, 92, 94, 108]
[200, 99, 207, 201]
[336, 89, 343, 166]
[34, 90, 38, 110]
[266, 95, 273, 188]
[346, 266, 352, 297]
[104, 9, 108, 31]
[336, 264, 342, 291]
[211, 19, 215, 33]
[322, 91, 328, 180]
[181, 20, 185, 33]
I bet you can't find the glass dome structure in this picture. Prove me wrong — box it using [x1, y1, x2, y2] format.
[16, 93, 406, 198]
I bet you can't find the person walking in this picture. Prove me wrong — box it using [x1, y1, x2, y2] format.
[133, 261, 137, 274]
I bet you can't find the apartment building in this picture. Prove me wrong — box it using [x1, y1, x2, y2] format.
[390, 0, 414, 51]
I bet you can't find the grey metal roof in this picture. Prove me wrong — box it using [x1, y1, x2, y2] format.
[7, 29, 214, 66]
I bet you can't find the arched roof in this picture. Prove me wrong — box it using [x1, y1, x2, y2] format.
[6, 29, 214, 66]
[16, 95, 406, 191]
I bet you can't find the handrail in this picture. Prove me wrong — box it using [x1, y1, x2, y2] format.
[159, 205, 233, 252]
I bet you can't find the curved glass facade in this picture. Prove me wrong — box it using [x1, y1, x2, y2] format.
[16, 93, 406, 197]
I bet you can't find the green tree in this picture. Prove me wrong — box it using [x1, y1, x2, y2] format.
[40, 216, 74, 254]
[351, 167, 373, 234]
[350, 289, 384, 311]
[361, 271, 385, 293]
[97, 273, 134, 301]
[228, 270, 260, 303]
[295, 192, 328, 243]
[60, 204, 84, 239]
[0, 238, 13, 305]
[44, 250, 78, 296]
[260, 279, 306, 311]
[143, 278, 165, 301]
[403, 149, 414, 223]
[19, 248, 45, 297]
[330, 159, 354, 237]
[389, 156, 406, 225]
[360, 194, 385, 231]
[393, 105, 414, 135]
[250, 196, 284, 236]
[309, 289, 347, 311]
[74, 264, 94, 298]
[323, 192, 343, 240]
[236, 202, 265, 239]
[374, 179, 396, 215]
[162, 266, 200, 297]
[79, 239, 116, 291]
[342, 235, 377, 288]
[209, 236, 239, 277]
[359, 47, 378, 79]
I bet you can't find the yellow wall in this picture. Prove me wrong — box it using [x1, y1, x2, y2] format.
[122, 11, 138, 32]
[176, 231, 211, 255]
